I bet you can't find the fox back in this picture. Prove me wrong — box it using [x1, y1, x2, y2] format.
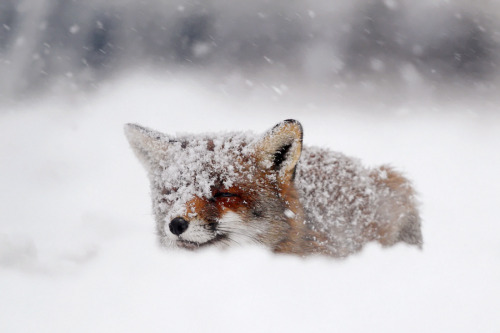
[125, 120, 422, 258]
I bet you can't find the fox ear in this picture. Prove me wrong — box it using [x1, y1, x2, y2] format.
[255, 119, 303, 183]
[124, 123, 168, 171]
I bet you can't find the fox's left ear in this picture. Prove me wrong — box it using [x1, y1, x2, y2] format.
[254, 119, 303, 183]
[124, 123, 169, 171]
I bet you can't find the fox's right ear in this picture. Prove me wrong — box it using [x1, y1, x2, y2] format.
[254, 119, 303, 184]
[124, 123, 168, 171]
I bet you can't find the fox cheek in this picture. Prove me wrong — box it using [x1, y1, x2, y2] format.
[197, 202, 221, 225]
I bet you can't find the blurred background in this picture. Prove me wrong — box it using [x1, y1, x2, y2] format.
[1, 0, 499, 106]
[1, 1, 499, 332]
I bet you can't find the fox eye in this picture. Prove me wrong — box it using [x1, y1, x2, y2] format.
[213, 192, 237, 198]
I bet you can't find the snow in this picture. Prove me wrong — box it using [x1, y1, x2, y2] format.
[284, 209, 295, 218]
[69, 24, 80, 34]
[1, 74, 499, 332]
[1, 0, 498, 100]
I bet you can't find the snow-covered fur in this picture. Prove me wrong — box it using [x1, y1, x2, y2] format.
[125, 120, 422, 258]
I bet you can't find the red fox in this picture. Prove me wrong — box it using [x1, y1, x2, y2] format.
[125, 120, 422, 258]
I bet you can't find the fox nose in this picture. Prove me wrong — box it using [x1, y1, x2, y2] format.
[169, 217, 189, 236]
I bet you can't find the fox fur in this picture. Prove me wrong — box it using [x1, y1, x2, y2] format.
[125, 119, 422, 258]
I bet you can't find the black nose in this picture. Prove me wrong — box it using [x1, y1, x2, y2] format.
[169, 217, 189, 236]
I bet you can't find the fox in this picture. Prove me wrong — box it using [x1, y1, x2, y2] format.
[124, 119, 422, 258]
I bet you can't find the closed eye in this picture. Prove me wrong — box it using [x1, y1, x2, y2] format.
[213, 192, 238, 198]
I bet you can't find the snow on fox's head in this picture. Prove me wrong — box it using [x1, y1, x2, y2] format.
[125, 120, 303, 250]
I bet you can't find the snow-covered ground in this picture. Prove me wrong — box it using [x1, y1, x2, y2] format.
[1, 74, 499, 332]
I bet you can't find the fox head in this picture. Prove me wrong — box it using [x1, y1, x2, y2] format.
[125, 120, 305, 251]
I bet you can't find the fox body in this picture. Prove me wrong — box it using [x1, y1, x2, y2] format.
[125, 120, 422, 258]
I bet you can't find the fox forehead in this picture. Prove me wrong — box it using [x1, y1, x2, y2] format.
[151, 131, 265, 201]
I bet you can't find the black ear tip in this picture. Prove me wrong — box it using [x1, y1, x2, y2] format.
[124, 123, 164, 141]
[280, 119, 303, 140]
[124, 123, 138, 139]
[283, 119, 301, 126]
[124, 123, 144, 134]
[274, 119, 302, 131]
